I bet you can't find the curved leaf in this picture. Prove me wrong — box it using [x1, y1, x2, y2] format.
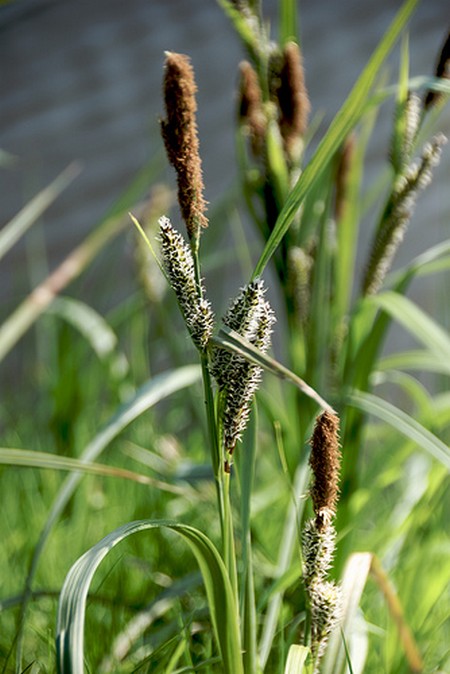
[0, 163, 80, 262]
[348, 390, 450, 469]
[0, 447, 185, 494]
[47, 296, 129, 383]
[378, 349, 450, 376]
[16, 366, 202, 666]
[370, 291, 450, 361]
[56, 520, 243, 674]
[212, 327, 333, 412]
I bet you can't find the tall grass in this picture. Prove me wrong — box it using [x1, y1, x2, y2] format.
[1, 1, 449, 672]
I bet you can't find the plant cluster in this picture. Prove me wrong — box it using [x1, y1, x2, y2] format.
[0, 1, 449, 673]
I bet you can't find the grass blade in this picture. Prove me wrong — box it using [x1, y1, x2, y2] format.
[212, 327, 333, 411]
[0, 205, 142, 364]
[370, 291, 450, 360]
[253, 0, 418, 278]
[0, 163, 80, 262]
[348, 390, 450, 469]
[370, 556, 423, 673]
[47, 296, 129, 386]
[284, 645, 311, 674]
[322, 552, 373, 674]
[258, 463, 309, 669]
[56, 520, 243, 674]
[0, 156, 161, 366]
[0, 447, 185, 494]
[378, 348, 450, 375]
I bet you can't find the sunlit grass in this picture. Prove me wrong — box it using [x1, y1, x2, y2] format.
[1, 1, 449, 672]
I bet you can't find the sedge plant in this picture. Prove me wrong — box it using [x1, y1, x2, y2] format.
[1, 1, 449, 672]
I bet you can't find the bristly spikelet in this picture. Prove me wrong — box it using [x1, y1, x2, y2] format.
[390, 92, 421, 174]
[363, 133, 447, 295]
[302, 518, 336, 586]
[159, 216, 214, 350]
[287, 245, 313, 326]
[309, 580, 342, 662]
[425, 30, 450, 109]
[309, 411, 341, 531]
[161, 52, 208, 243]
[221, 297, 275, 453]
[211, 280, 267, 389]
[211, 280, 275, 454]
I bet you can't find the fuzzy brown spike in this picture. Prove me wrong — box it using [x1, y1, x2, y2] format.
[425, 31, 450, 109]
[276, 42, 310, 159]
[161, 52, 208, 242]
[309, 411, 341, 531]
[334, 132, 356, 222]
[238, 60, 266, 156]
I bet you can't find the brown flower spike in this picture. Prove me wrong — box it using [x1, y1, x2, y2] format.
[161, 52, 208, 243]
[238, 60, 266, 156]
[309, 410, 341, 531]
[276, 42, 310, 159]
[425, 30, 450, 109]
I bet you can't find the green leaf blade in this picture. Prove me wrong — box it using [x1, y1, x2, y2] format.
[56, 521, 243, 674]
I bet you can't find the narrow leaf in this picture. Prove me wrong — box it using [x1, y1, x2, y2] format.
[322, 552, 373, 674]
[47, 296, 129, 382]
[370, 557, 423, 673]
[0, 447, 185, 494]
[370, 291, 450, 360]
[378, 349, 450, 375]
[212, 327, 333, 411]
[0, 163, 80, 262]
[348, 390, 450, 469]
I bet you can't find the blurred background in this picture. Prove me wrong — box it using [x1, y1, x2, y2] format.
[1, 0, 449, 341]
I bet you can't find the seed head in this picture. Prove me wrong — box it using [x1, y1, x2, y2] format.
[161, 52, 208, 242]
[390, 93, 421, 174]
[238, 60, 266, 156]
[425, 31, 450, 109]
[211, 280, 268, 389]
[363, 133, 447, 295]
[271, 42, 310, 161]
[302, 518, 336, 586]
[309, 580, 342, 664]
[309, 410, 341, 531]
[211, 280, 275, 454]
[159, 216, 214, 350]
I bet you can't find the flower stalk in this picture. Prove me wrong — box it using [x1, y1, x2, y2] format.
[302, 410, 342, 671]
[161, 52, 208, 249]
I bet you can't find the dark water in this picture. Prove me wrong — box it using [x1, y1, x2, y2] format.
[1, 0, 449, 319]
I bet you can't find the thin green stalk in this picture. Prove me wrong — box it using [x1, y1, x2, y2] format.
[223, 470, 239, 601]
[192, 244, 238, 601]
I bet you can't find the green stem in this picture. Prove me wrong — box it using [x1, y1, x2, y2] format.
[192, 241, 239, 621]
[200, 351, 226, 534]
[223, 469, 239, 601]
